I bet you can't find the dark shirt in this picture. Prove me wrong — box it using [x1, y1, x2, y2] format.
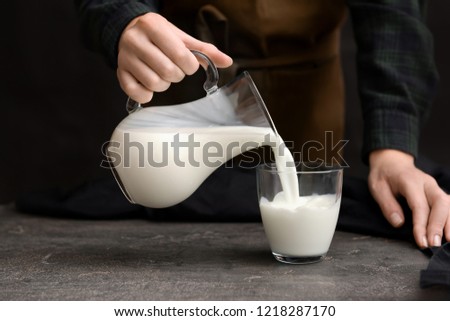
[347, 0, 438, 162]
[74, 0, 439, 162]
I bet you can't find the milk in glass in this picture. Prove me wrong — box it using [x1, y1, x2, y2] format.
[259, 193, 341, 257]
[259, 138, 341, 259]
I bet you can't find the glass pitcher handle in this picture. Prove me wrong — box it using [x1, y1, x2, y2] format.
[191, 50, 219, 95]
[126, 50, 219, 113]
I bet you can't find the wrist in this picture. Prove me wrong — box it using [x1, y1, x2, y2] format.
[369, 149, 414, 168]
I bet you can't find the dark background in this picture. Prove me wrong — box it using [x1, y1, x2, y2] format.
[1, 1, 449, 203]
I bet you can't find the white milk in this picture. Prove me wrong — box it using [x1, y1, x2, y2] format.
[109, 125, 280, 208]
[109, 90, 300, 208]
[260, 193, 341, 257]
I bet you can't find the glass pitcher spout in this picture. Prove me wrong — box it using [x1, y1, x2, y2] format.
[223, 71, 278, 134]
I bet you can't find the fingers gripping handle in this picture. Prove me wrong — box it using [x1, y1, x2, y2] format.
[126, 50, 219, 114]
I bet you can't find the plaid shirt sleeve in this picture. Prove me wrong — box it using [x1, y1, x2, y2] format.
[347, 0, 439, 163]
[74, 0, 159, 68]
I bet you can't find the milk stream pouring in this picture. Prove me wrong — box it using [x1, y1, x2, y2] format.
[107, 50, 299, 208]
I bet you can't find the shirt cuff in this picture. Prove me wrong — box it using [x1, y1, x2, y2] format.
[362, 107, 420, 164]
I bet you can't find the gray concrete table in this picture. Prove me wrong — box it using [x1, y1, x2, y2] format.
[0, 204, 448, 300]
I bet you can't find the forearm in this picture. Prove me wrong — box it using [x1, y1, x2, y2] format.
[347, 0, 439, 162]
[74, 0, 159, 67]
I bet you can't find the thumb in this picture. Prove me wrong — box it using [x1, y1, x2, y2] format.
[369, 179, 405, 228]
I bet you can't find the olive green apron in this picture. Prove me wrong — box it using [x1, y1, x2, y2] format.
[154, 0, 347, 164]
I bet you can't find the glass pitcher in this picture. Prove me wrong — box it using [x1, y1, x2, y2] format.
[107, 50, 279, 208]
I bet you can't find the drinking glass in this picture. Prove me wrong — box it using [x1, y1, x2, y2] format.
[257, 163, 343, 264]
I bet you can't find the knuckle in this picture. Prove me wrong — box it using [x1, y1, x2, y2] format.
[139, 13, 166, 34]
[142, 72, 161, 88]
[183, 52, 200, 75]
[410, 202, 429, 214]
[120, 30, 139, 49]
[145, 12, 165, 23]
[174, 50, 199, 74]
[140, 19, 155, 33]
[117, 52, 132, 68]
[118, 77, 140, 96]
[428, 188, 450, 206]
[383, 202, 398, 213]
[368, 180, 382, 193]
[172, 48, 190, 64]
[437, 194, 450, 206]
[425, 175, 438, 185]
[368, 181, 377, 191]
[143, 74, 170, 92]
[117, 69, 153, 103]
[141, 72, 170, 92]
[158, 63, 177, 80]
[120, 81, 139, 96]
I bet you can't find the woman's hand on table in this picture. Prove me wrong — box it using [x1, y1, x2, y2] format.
[368, 149, 450, 249]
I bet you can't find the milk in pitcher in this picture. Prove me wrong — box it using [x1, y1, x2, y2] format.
[109, 124, 279, 208]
